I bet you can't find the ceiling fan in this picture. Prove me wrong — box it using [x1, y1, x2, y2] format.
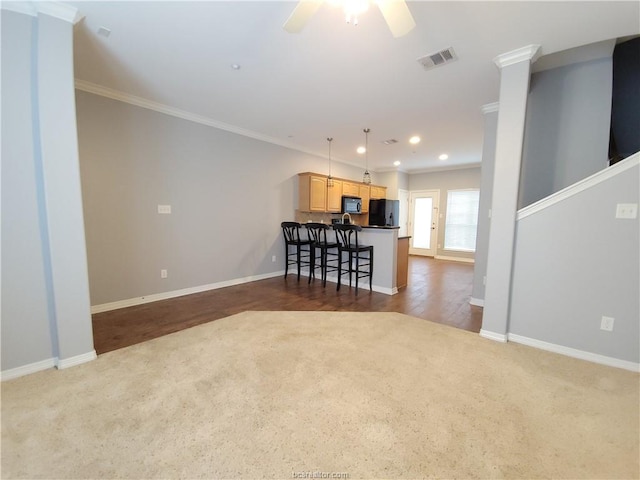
[283, 0, 416, 38]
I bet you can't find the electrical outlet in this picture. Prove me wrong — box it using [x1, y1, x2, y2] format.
[271, 255, 276, 263]
[483, 276, 487, 286]
[157, 204, 172, 214]
[161, 269, 168, 279]
[616, 203, 638, 219]
[600, 316, 614, 332]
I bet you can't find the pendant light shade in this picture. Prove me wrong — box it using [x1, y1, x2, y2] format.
[327, 137, 334, 187]
[363, 128, 371, 184]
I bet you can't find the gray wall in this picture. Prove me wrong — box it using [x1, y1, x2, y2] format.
[1, 10, 95, 372]
[409, 167, 481, 260]
[509, 162, 639, 363]
[519, 57, 613, 208]
[471, 108, 498, 302]
[374, 171, 409, 200]
[76, 91, 366, 306]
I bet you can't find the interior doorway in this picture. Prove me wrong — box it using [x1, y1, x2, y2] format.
[409, 190, 439, 257]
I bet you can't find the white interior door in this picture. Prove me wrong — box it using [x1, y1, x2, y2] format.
[409, 190, 439, 257]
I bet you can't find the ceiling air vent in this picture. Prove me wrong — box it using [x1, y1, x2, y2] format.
[382, 139, 398, 145]
[417, 47, 458, 71]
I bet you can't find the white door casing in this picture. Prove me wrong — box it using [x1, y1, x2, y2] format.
[409, 190, 439, 256]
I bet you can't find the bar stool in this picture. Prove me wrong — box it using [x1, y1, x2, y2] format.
[333, 224, 373, 294]
[281, 222, 314, 281]
[304, 223, 339, 287]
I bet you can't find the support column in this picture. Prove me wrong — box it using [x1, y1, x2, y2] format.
[36, 6, 96, 367]
[480, 45, 540, 342]
[471, 102, 499, 306]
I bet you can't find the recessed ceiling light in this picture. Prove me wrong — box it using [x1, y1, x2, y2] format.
[356, 146, 366, 154]
[231, 64, 241, 70]
[393, 160, 401, 166]
[409, 136, 421, 145]
[439, 153, 449, 160]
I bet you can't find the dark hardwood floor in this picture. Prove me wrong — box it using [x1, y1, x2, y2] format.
[92, 256, 483, 355]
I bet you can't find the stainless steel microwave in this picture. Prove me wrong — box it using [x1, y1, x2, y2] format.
[341, 196, 362, 214]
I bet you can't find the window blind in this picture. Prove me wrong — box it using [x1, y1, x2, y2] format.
[444, 190, 480, 252]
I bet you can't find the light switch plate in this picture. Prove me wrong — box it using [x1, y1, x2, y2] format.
[158, 204, 172, 214]
[615, 203, 637, 219]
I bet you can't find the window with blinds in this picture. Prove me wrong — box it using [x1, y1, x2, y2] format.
[444, 190, 480, 252]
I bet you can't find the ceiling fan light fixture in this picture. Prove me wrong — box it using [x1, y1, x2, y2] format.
[283, 0, 415, 38]
[343, 0, 370, 25]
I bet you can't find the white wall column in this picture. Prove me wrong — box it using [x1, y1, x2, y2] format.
[471, 102, 499, 306]
[480, 45, 540, 341]
[36, 6, 96, 367]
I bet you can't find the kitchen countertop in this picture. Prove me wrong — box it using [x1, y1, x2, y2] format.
[361, 225, 400, 229]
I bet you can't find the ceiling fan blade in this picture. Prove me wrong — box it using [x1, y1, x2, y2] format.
[283, 0, 323, 33]
[377, 0, 416, 38]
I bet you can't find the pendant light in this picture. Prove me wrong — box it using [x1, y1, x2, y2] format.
[362, 128, 371, 184]
[327, 137, 334, 187]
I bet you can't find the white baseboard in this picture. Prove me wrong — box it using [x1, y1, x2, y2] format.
[1, 357, 57, 381]
[92, 268, 398, 315]
[435, 255, 475, 264]
[470, 297, 485, 307]
[56, 350, 97, 370]
[508, 333, 640, 372]
[91, 270, 285, 314]
[1, 349, 99, 381]
[302, 270, 397, 296]
[479, 329, 507, 343]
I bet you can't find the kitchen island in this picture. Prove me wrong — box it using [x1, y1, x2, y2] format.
[296, 223, 402, 295]
[358, 226, 400, 295]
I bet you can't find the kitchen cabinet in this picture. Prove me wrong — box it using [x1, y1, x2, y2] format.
[327, 179, 343, 212]
[359, 185, 370, 213]
[298, 173, 387, 214]
[342, 181, 360, 197]
[370, 186, 387, 200]
[298, 173, 327, 212]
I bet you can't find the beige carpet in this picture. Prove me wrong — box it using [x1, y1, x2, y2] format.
[2, 311, 638, 479]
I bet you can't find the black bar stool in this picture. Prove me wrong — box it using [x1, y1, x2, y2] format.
[333, 224, 373, 294]
[281, 222, 314, 281]
[304, 222, 339, 287]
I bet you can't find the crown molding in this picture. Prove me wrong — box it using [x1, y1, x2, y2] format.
[481, 102, 499, 114]
[493, 44, 541, 69]
[1, 1, 82, 24]
[407, 162, 481, 175]
[74, 79, 377, 170]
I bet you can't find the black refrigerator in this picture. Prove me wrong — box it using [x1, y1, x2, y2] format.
[369, 199, 399, 227]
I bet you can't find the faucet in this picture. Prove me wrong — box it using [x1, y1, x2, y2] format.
[341, 213, 352, 224]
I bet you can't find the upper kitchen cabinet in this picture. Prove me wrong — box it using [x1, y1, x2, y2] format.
[359, 184, 370, 213]
[370, 186, 387, 199]
[327, 179, 343, 213]
[298, 173, 327, 212]
[342, 181, 360, 197]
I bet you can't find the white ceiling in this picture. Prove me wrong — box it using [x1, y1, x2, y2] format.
[70, 1, 640, 173]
